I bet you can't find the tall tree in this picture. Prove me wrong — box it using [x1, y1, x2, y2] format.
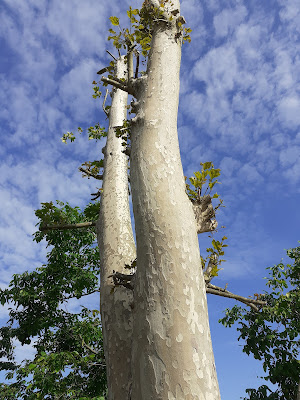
[128, 1, 220, 398]
[0, 1, 273, 399]
[99, 1, 221, 397]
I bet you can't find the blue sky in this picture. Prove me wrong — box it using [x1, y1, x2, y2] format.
[0, 0, 299, 398]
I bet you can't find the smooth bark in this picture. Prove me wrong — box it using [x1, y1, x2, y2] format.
[129, 1, 220, 399]
[96, 57, 136, 400]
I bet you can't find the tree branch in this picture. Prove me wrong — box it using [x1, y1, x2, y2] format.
[105, 267, 267, 313]
[206, 283, 266, 311]
[135, 53, 140, 79]
[106, 50, 117, 61]
[101, 76, 135, 95]
[64, 289, 100, 301]
[102, 89, 109, 117]
[127, 51, 134, 80]
[39, 221, 96, 232]
[79, 167, 103, 180]
[78, 334, 99, 355]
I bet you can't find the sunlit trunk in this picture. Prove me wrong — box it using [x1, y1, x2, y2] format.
[129, 1, 220, 398]
[97, 57, 136, 400]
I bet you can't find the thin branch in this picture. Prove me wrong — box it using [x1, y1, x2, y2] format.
[64, 289, 100, 301]
[128, 51, 134, 80]
[101, 76, 135, 95]
[135, 53, 140, 79]
[102, 89, 109, 116]
[206, 283, 266, 311]
[101, 76, 127, 91]
[79, 167, 103, 180]
[78, 334, 99, 355]
[91, 189, 102, 201]
[108, 76, 128, 86]
[40, 221, 96, 232]
[106, 50, 117, 61]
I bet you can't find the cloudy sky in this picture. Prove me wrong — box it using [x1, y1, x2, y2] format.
[0, 0, 299, 398]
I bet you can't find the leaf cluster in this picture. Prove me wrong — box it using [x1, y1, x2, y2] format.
[1, 309, 106, 400]
[115, 119, 131, 149]
[108, 1, 191, 60]
[185, 161, 221, 202]
[202, 236, 228, 279]
[219, 244, 300, 399]
[80, 160, 104, 180]
[108, 4, 160, 57]
[0, 202, 106, 399]
[61, 124, 107, 144]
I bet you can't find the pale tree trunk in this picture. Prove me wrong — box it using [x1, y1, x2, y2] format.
[129, 1, 220, 398]
[96, 57, 136, 399]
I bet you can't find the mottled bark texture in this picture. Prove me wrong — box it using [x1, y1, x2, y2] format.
[129, 1, 221, 398]
[96, 57, 136, 400]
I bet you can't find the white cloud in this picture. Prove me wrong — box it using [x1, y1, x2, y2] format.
[279, 145, 300, 167]
[213, 5, 248, 38]
[193, 45, 238, 92]
[238, 163, 263, 184]
[181, 0, 204, 28]
[278, 96, 300, 129]
[58, 59, 99, 121]
[284, 159, 300, 185]
[219, 157, 241, 178]
[279, 0, 300, 27]
[14, 338, 37, 364]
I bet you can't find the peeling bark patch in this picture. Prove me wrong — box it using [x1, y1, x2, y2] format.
[186, 287, 204, 334]
[149, 353, 166, 394]
[206, 393, 215, 400]
[192, 349, 204, 379]
[176, 333, 183, 342]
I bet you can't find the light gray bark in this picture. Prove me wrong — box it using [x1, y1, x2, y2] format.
[129, 1, 221, 398]
[96, 57, 136, 399]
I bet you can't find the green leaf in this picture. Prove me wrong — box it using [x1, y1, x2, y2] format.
[201, 161, 212, 170]
[109, 16, 119, 26]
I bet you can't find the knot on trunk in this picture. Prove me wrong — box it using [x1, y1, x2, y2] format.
[192, 194, 218, 234]
[108, 271, 135, 291]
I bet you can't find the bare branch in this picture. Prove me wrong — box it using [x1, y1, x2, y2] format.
[106, 265, 266, 313]
[110, 76, 128, 85]
[102, 89, 109, 117]
[40, 221, 96, 232]
[79, 167, 103, 180]
[91, 189, 102, 201]
[106, 50, 118, 61]
[135, 53, 140, 79]
[128, 51, 134, 80]
[206, 283, 266, 311]
[101, 76, 135, 96]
